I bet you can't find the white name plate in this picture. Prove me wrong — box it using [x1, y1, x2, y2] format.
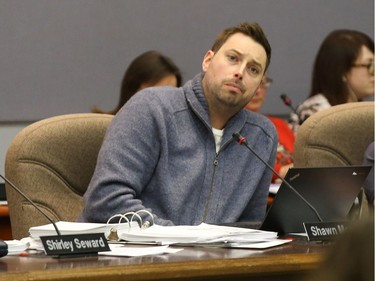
[303, 221, 348, 241]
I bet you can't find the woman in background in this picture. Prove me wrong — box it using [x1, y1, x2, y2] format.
[289, 29, 374, 133]
[92, 50, 182, 114]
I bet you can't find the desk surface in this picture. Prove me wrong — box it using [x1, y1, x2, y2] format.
[0, 237, 328, 281]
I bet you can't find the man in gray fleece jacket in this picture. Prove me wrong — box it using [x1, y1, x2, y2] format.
[78, 22, 278, 226]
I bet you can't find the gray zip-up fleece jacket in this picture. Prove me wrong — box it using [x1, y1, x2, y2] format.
[78, 74, 278, 226]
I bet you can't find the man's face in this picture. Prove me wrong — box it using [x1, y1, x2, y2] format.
[202, 33, 267, 112]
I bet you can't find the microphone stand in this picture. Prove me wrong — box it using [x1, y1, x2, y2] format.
[1, 174, 110, 258]
[280, 93, 298, 115]
[232, 133, 323, 222]
[0, 174, 61, 236]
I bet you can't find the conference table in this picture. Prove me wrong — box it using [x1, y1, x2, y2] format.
[0, 236, 329, 281]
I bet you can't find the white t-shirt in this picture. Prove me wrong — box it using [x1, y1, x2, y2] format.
[212, 128, 224, 153]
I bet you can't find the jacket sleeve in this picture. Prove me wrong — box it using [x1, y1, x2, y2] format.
[78, 90, 174, 226]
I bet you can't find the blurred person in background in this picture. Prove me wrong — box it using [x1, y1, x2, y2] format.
[92, 50, 182, 114]
[289, 29, 374, 133]
[245, 75, 295, 182]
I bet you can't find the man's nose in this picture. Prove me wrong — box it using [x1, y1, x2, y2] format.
[234, 65, 246, 80]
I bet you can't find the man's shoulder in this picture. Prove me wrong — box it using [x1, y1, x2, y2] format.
[132, 86, 186, 107]
[242, 110, 278, 137]
[140, 85, 184, 98]
[244, 110, 275, 127]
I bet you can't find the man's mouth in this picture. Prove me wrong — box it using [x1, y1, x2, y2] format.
[224, 82, 244, 94]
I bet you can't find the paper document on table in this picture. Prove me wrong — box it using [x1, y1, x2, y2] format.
[27, 220, 285, 250]
[228, 239, 292, 249]
[118, 223, 279, 246]
[4, 240, 30, 255]
[99, 244, 183, 257]
[29, 221, 138, 238]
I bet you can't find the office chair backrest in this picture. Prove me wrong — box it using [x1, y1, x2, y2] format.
[293, 102, 374, 217]
[5, 113, 113, 239]
[294, 102, 374, 167]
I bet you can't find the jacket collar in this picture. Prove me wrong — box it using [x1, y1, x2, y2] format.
[184, 73, 249, 141]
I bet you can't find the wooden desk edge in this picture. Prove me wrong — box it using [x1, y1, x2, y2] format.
[0, 253, 323, 281]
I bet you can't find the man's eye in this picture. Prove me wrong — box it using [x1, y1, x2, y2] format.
[228, 55, 237, 62]
[248, 66, 260, 75]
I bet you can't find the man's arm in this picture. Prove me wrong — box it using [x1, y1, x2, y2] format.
[79, 90, 174, 225]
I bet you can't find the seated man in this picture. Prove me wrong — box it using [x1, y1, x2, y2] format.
[78, 22, 277, 226]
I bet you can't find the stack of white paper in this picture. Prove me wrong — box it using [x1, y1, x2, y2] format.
[118, 223, 285, 248]
[28, 222, 291, 250]
[4, 240, 30, 255]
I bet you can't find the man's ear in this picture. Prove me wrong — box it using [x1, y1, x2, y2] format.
[202, 50, 214, 72]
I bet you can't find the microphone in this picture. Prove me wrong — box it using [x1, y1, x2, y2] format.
[0, 174, 110, 258]
[232, 132, 323, 222]
[0, 174, 61, 236]
[280, 93, 298, 115]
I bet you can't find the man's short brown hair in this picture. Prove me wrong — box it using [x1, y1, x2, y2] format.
[211, 22, 271, 72]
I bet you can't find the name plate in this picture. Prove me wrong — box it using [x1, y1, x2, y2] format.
[40, 233, 110, 257]
[303, 221, 348, 241]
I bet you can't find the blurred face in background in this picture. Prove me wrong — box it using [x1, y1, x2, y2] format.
[345, 45, 374, 100]
[245, 76, 273, 112]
